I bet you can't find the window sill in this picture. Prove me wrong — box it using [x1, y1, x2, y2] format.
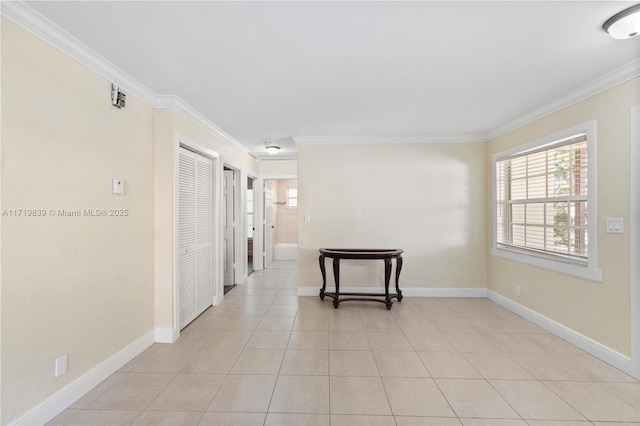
[492, 247, 602, 282]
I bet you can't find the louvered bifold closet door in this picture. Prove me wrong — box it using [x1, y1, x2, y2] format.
[178, 149, 197, 328]
[195, 155, 213, 314]
[178, 148, 214, 329]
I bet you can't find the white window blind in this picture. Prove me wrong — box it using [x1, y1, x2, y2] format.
[287, 188, 298, 208]
[496, 134, 588, 265]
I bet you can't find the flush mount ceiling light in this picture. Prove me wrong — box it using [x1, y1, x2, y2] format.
[265, 141, 280, 155]
[603, 3, 640, 39]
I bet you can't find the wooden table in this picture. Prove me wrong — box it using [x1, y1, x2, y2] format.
[318, 248, 404, 310]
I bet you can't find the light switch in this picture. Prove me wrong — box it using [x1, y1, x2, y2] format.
[304, 214, 311, 223]
[606, 217, 624, 233]
[112, 179, 124, 195]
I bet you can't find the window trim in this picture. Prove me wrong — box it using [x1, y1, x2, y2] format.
[491, 121, 602, 282]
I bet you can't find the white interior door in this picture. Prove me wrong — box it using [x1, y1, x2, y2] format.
[631, 104, 640, 379]
[264, 180, 274, 268]
[196, 155, 213, 313]
[223, 169, 236, 286]
[178, 147, 213, 329]
[247, 178, 254, 274]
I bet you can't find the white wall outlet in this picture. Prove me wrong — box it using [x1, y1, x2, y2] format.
[380, 273, 385, 284]
[54, 355, 68, 378]
[304, 214, 311, 223]
[515, 285, 521, 297]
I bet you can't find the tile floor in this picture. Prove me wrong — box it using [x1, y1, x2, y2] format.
[49, 260, 640, 425]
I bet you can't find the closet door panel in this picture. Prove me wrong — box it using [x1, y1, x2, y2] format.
[178, 149, 198, 328]
[195, 155, 213, 314]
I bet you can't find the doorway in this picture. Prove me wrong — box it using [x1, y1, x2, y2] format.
[177, 146, 215, 330]
[263, 179, 298, 270]
[247, 176, 255, 276]
[264, 179, 275, 269]
[223, 166, 238, 294]
[631, 104, 639, 379]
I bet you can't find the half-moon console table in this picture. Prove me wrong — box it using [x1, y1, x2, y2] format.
[318, 248, 404, 310]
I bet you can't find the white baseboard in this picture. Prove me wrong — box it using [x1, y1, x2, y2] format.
[155, 327, 179, 343]
[296, 286, 632, 376]
[297, 286, 487, 297]
[487, 290, 633, 376]
[9, 331, 155, 425]
[402, 287, 487, 297]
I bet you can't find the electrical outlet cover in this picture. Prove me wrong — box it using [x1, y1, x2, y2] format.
[54, 355, 67, 378]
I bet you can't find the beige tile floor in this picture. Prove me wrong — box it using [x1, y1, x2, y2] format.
[49, 260, 640, 425]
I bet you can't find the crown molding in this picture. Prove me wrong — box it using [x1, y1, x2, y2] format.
[486, 58, 640, 141]
[1, 0, 158, 106]
[253, 153, 299, 161]
[2, 0, 249, 154]
[296, 58, 640, 146]
[156, 95, 250, 154]
[3, 0, 639, 150]
[293, 133, 486, 145]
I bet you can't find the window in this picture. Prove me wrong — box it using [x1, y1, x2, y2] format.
[287, 188, 298, 208]
[492, 121, 601, 281]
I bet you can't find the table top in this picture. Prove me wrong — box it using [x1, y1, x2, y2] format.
[319, 248, 403, 260]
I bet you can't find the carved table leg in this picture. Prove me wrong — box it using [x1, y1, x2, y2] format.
[384, 258, 392, 310]
[333, 258, 340, 308]
[319, 255, 326, 300]
[395, 255, 403, 302]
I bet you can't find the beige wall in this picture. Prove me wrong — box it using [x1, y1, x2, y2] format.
[153, 110, 259, 330]
[298, 142, 487, 289]
[1, 19, 155, 423]
[1, 18, 259, 423]
[259, 159, 298, 177]
[487, 77, 640, 356]
[276, 179, 298, 244]
[171, 111, 259, 287]
[2, 9, 638, 422]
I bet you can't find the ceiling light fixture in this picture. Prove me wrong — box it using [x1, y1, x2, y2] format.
[265, 141, 280, 155]
[603, 3, 640, 39]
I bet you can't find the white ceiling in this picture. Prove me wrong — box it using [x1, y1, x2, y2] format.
[24, 1, 640, 157]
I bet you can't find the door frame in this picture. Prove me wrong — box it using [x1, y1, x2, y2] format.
[631, 104, 639, 379]
[253, 178, 264, 271]
[173, 133, 223, 335]
[256, 174, 297, 271]
[247, 174, 258, 276]
[223, 165, 242, 287]
[263, 179, 275, 269]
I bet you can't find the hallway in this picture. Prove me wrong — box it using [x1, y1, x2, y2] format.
[48, 261, 639, 425]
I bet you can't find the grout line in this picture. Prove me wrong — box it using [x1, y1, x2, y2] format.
[483, 375, 527, 422]
[69, 268, 636, 425]
[431, 375, 461, 421]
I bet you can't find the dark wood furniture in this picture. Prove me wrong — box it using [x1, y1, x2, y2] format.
[318, 248, 404, 310]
